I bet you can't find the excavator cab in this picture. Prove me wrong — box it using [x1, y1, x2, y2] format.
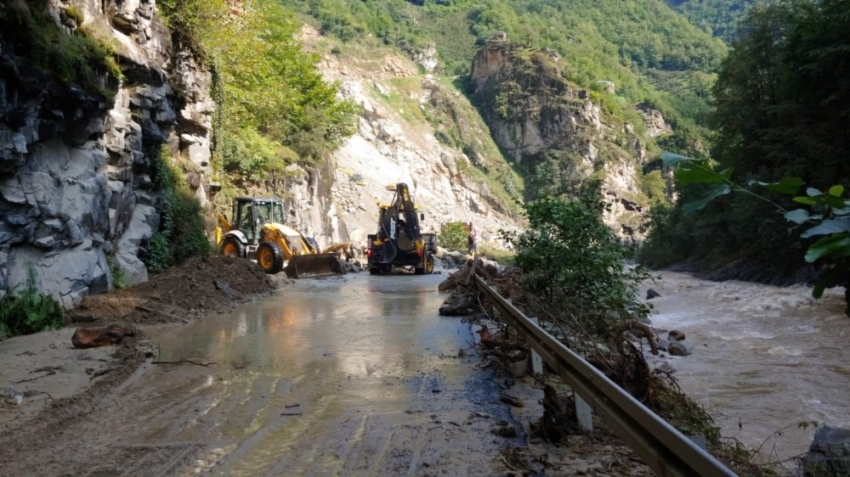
[216, 197, 343, 278]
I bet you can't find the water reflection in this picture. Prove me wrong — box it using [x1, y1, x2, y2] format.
[156, 274, 457, 386]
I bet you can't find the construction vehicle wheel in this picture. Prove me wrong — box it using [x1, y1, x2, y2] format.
[221, 237, 246, 258]
[425, 254, 435, 274]
[257, 242, 284, 274]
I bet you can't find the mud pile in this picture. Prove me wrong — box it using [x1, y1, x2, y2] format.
[69, 256, 277, 325]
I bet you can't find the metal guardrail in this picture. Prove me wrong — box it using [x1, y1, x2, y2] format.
[473, 275, 738, 477]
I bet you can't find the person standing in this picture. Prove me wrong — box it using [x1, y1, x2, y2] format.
[468, 231, 479, 257]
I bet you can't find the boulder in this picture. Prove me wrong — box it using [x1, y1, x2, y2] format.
[668, 340, 693, 357]
[668, 330, 686, 341]
[439, 294, 477, 316]
[72, 323, 135, 348]
[804, 426, 850, 477]
[646, 288, 662, 300]
[7, 242, 112, 309]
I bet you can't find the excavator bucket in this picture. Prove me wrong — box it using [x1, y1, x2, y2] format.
[284, 253, 344, 279]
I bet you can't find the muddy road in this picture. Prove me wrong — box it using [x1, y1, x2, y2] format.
[2, 273, 527, 476]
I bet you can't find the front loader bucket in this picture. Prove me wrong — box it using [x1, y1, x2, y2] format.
[284, 253, 344, 279]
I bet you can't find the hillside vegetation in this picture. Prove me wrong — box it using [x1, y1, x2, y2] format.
[282, 0, 728, 160]
[665, 0, 775, 43]
[640, 0, 850, 284]
[158, 0, 356, 186]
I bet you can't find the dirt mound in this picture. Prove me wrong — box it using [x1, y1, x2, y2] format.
[69, 256, 276, 325]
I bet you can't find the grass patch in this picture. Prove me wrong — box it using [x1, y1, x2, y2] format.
[1, 0, 122, 97]
[479, 244, 515, 265]
[0, 265, 64, 338]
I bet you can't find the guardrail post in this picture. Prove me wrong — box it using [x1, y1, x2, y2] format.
[528, 317, 543, 375]
[472, 275, 739, 477]
[575, 393, 594, 431]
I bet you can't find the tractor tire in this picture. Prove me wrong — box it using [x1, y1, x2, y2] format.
[425, 254, 435, 274]
[257, 242, 284, 274]
[221, 237, 246, 258]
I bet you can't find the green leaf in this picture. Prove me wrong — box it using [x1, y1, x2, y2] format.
[675, 166, 727, 186]
[800, 217, 850, 238]
[683, 184, 731, 213]
[784, 209, 810, 224]
[804, 234, 850, 262]
[660, 152, 694, 167]
[751, 177, 805, 195]
[793, 196, 818, 205]
[829, 185, 845, 197]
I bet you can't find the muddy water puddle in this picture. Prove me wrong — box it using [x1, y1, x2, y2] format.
[145, 274, 517, 476]
[643, 272, 850, 463]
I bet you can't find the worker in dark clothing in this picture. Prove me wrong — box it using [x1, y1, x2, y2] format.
[467, 231, 479, 257]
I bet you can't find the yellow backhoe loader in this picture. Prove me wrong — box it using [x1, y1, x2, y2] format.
[366, 183, 436, 275]
[215, 197, 343, 278]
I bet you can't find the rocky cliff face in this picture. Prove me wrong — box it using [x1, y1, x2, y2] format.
[469, 39, 662, 242]
[285, 26, 523, 251]
[0, 0, 212, 307]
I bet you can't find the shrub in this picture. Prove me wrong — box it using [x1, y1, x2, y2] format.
[0, 265, 64, 338]
[144, 148, 210, 274]
[107, 256, 130, 290]
[439, 222, 469, 251]
[503, 189, 651, 334]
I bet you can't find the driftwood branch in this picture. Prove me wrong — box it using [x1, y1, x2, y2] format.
[151, 360, 217, 367]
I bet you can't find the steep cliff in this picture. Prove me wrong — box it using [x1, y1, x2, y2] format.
[469, 39, 665, 242]
[0, 0, 213, 307]
[272, 26, 524, 250]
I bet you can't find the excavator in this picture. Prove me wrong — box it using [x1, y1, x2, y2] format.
[215, 197, 343, 278]
[366, 183, 436, 275]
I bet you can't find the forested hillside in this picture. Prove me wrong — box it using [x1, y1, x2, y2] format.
[282, 0, 726, 160]
[640, 0, 850, 290]
[665, 0, 771, 42]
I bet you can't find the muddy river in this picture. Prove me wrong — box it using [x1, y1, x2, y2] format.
[146, 273, 520, 476]
[642, 272, 850, 464]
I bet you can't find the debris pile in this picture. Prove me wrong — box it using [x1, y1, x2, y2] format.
[68, 256, 276, 325]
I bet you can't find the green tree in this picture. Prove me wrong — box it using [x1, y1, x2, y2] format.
[438, 222, 469, 251]
[642, 0, 850, 280]
[503, 189, 651, 333]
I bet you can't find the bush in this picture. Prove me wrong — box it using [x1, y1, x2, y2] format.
[439, 222, 469, 251]
[144, 149, 210, 274]
[0, 266, 64, 338]
[503, 189, 650, 334]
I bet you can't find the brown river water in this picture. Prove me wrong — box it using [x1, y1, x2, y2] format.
[642, 272, 850, 464]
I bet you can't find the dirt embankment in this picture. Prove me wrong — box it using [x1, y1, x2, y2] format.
[0, 256, 276, 438]
[69, 255, 277, 325]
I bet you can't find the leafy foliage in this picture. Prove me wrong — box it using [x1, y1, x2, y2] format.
[0, 265, 64, 338]
[658, 153, 850, 315]
[145, 148, 211, 274]
[158, 0, 356, 182]
[503, 190, 651, 333]
[665, 0, 775, 43]
[642, 0, 850, 283]
[438, 222, 469, 251]
[0, 0, 122, 96]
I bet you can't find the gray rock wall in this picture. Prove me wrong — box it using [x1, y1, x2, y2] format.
[0, 0, 213, 307]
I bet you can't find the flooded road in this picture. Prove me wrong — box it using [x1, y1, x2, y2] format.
[134, 273, 519, 476]
[643, 272, 850, 463]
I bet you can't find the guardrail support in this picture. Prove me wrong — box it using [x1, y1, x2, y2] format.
[473, 275, 738, 477]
